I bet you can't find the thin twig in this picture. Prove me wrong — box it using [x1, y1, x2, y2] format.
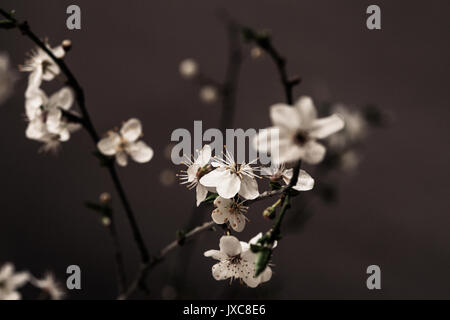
[118, 221, 216, 300]
[241, 26, 301, 105]
[242, 24, 303, 248]
[219, 19, 243, 133]
[119, 181, 284, 299]
[107, 217, 127, 294]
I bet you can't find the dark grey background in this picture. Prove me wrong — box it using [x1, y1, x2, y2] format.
[0, 0, 449, 299]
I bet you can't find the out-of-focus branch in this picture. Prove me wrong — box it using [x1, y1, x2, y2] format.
[119, 220, 216, 300]
[107, 216, 127, 294]
[241, 26, 301, 105]
[219, 19, 243, 133]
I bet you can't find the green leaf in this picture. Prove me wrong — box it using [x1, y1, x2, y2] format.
[84, 201, 112, 218]
[84, 201, 104, 213]
[255, 248, 272, 277]
[269, 181, 282, 190]
[202, 193, 219, 204]
[250, 243, 262, 253]
[0, 20, 15, 29]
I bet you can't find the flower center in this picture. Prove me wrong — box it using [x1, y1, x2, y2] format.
[229, 255, 241, 264]
[295, 130, 309, 145]
[229, 202, 240, 215]
[196, 164, 212, 180]
[230, 163, 241, 175]
[42, 60, 53, 74]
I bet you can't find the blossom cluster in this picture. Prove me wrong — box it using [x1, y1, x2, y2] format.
[178, 95, 345, 287]
[21, 41, 81, 153]
[0, 262, 64, 300]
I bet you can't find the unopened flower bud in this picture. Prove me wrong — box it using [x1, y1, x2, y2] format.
[179, 58, 198, 79]
[99, 192, 111, 204]
[62, 39, 72, 52]
[263, 206, 276, 219]
[199, 86, 218, 104]
[250, 46, 263, 59]
[101, 216, 111, 226]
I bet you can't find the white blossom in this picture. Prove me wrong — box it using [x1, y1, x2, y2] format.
[199, 86, 218, 104]
[179, 58, 198, 79]
[32, 273, 65, 300]
[204, 234, 273, 288]
[0, 263, 29, 300]
[212, 197, 248, 232]
[25, 86, 81, 151]
[0, 53, 17, 105]
[328, 104, 367, 151]
[97, 118, 154, 167]
[20, 42, 66, 83]
[253, 96, 345, 165]
[200, 149, 259, 200]
[178, 144, 214, 206]
[261, 164, 314, 191]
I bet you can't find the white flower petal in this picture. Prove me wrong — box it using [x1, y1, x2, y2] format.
[26, 69, 43, 95]
[199, 167, 227, 187]
[303, 140, 326, 164]
[248, 233, 263, 246]
[120, 118, 142, 142]
[260, 266, 273, 283]
[25, 89, 47, 120]
[52, 45, 66, 59]
[97, 133, 121, 156]
[219, 235, 242, 257]
[116, 151, 128, 167]
[310, 114, 345, 139]
[248, 232, 277, 249]
[58, 128, 71, 142]
[49, 87, 74, 111]
[204, 250, 227, 261]
[239, 263, 260, 288]
[277, 141, 305, 164]
[211, 208, 229, 225]
[126, 141, 154, 163]
[229, 213, 246, 232]
[196, 184, 208, 207]
[26, 119, 46, 140]
[270, 103, 301, 132]
[187, 164, 200, 182]
[0, 263, 14, 281]
[46, 108, 62, 134]
[239, 176, 259, 200]
[216, 171, 241, 199]
[292, 170, 315, 191]
[295, 96, 317, 128]
[213, 196, 232, 212]
[195, 144, 211, 167]
[9, 272, 29, 288]
[3, 291, 21, 300]
[211, 261, 234, 281]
